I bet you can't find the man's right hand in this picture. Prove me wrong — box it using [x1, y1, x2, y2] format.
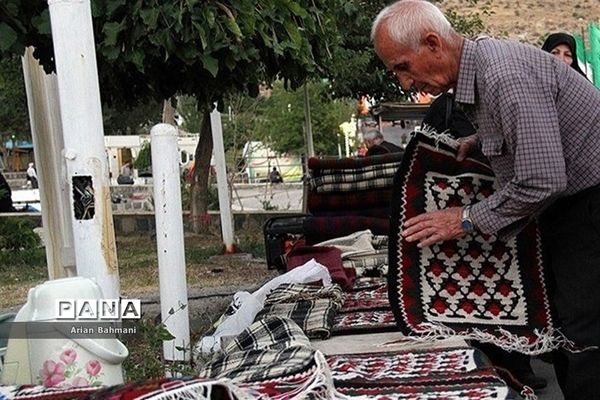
[456, 134, 480, 162]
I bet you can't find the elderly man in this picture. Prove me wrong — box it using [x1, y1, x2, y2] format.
[363, 129, 403, 156]
[371, 1, 600, 399]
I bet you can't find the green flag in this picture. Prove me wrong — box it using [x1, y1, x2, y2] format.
[588, 23, 600, 88]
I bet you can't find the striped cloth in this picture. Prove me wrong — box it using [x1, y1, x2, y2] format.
[264, 283, 343, 310]
[308, 153, 403, 171]
[309, 163, 400, 190]
[223, 316, 310, 355]
[256, 299, 338, 339]
[303, 216, 390, 244]
[312, 176, 394, 193]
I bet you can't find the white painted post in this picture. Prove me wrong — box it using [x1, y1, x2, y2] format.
[21, 48, 76, 279]
[210, 109, 235, 253]
[47, 0, 119, 299]
[151, 124, 191, 364]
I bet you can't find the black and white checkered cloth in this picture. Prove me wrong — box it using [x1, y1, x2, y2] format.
[309, 163, 400, 190]
[312, 176, 395, 193]
[264, 283, 343, 309]
[257, 299, 338, 339]
[223, 316, 310, 355]
[200, 345, 316, 382]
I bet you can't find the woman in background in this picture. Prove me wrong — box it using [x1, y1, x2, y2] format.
[541, 32, 587, 77]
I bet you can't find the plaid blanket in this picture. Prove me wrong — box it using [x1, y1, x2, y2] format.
[200, 346, 316, 383]
[310, 207, 390, 219]
[223, 316, 310, 355]
[312, 176, 394, 193]
[309, 163, 400, 190]
[303, 216, 389, 244]
[264, 283, 343, 309]
[308, 153, 403, 171]
[342, 250, 388, 277]
[257, 299, 338, 339]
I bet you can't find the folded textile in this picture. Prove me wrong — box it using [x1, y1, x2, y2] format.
[310, 207, 390, 219]
[315, 229, 376, 258]
[308, 163, 400, 190]
[286, 246, 355, 290]
[223, 316, 310, 355]
[257, 299, 338, 339]
[308, 153, 403, 171]
[306, 189, 393, 212]
[342, 251, 388, 278]
[332, 310, 398, 334]
[264, 283, 343, 309]
[303, 216, 389, 244]
[312, 175, 394, 193]
[0, 385, 98, 400]
[200, 346, 316, 383]
[372, 235, 389, 249]
[341, 283, 390, 312]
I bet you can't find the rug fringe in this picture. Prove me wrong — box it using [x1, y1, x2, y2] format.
[411, 322, 595, 355]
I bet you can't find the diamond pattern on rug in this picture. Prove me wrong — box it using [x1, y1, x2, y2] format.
[388, 132, 557, 354]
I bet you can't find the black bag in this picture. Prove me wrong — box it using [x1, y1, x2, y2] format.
[263, 214, 307, 272]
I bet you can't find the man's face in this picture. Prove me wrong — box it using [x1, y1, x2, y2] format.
[375, 30, 456, 96]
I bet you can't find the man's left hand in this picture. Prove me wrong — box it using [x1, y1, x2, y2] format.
[402, 207, 465, 247]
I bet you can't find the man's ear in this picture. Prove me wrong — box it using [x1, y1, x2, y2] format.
[423, 32, 442, 52]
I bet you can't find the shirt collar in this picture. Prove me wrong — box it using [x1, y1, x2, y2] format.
[455, 39, 477, 105]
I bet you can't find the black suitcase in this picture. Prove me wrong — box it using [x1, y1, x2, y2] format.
[263, 214, 307, 271]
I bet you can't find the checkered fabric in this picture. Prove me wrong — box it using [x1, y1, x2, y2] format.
[223, 316, 310, 355]
[308, 153, 403, 171]
[200, 346, 316, 383]
[372, 235, 389, 249]
[389, 131, 558, 354]
[312, 176, 394, 193]
[257, 299, 338, 339]
[309, 163, 400, 190]
[264, 283, 343, 310]
[306, 189, 393, 212]
[0, 385, 98, 400]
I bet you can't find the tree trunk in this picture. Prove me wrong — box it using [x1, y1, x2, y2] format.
[190, 110, 213, 233]
[162, 98, 176, 124]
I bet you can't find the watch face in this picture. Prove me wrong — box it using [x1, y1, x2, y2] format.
[462, 220, 474, 233]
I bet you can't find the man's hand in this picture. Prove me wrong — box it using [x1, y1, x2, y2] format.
[456, 134, 480, 162]
[402, 207, 465, 247]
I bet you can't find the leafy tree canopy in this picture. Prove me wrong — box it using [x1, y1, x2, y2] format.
[0, 0, 342, 110]
[0, 54, 30, 139]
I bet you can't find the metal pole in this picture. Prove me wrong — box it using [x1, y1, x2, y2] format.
[151, 124, 191, 364]
[21, 48, 76, 279]
[47, 0, 119, 299]
[210, 109, 236, 253]
[303, 83, 315, 158]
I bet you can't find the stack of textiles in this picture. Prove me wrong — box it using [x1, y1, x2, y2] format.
[304, 153, 402, 244]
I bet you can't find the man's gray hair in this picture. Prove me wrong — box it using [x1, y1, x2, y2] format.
[371, 0, 454, 50]
[363, 130, 384, 141]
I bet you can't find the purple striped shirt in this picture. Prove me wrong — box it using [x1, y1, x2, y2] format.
[455, 38, 600, 238]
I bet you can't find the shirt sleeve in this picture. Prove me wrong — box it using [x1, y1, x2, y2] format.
[470, 67, 567, 239]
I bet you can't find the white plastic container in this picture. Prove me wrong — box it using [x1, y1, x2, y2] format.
[1, 277, 128, 387]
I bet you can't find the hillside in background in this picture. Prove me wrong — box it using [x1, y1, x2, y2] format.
[438, 0, 600, 46]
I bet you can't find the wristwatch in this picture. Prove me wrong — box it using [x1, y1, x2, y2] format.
[461, 205, 475, 234]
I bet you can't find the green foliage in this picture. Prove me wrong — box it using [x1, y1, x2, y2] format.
[134, 141, 151, 171]
[0, 217, 41, 250]
[255, 81, 356, 155]
[1, 0, 343, 110]
[0, 54, 30, 139]
[121, 302, 194, 381]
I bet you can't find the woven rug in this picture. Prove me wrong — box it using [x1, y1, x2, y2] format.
[332, 310, 397, 334]
[341, 283, 390, 312]
[327, 347, 518, 399]
[388, 131, 559, 354]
